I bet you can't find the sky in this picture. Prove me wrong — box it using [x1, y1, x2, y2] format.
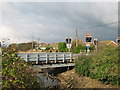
[0, 2, 118, 44]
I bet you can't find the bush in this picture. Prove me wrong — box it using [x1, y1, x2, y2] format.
[58, 42, 68, 52]
[2, 47, 41, 88]
[75, 46, 120, 85]
[75, 55, 92, 76]
[9, 42, 37, 51]
[72, 44, 86, 54]
[45, 47, 53, 51]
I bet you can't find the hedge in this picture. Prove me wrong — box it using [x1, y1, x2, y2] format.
[75, 46, 120, 85]
[2, 47, 41, 88]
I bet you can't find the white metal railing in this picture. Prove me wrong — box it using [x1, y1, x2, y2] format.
[17, 52, 73, 64]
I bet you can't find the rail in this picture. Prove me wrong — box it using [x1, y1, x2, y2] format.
[17, 52, 73, 64]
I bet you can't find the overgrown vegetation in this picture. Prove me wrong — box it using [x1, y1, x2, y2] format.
[72, 44, 86, 54]
[75, 46, 120, 85]
[2, 47, 41, 89]
[9, 42, 37, 51]
[45, 47, 53, 51]
[58, 42, 68, 52]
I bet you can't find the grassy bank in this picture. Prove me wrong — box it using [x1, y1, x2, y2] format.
[75, 46, 120, 86]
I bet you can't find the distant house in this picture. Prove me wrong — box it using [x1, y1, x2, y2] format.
[49, 43, 58, 50]
[39, 43, 48, 51]
[99, 40, 117, 47]
[38, 42, 59, 52]
[39, 43, 48, 47]
[40, 47, 46, 51]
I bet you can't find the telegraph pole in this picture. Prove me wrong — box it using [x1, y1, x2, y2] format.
[32, 36, 34, 50]
[76, 29, 78, 46]
[37, 38, 39, 50]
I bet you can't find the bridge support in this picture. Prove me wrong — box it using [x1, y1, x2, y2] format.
[36, 54, 39, 64]
[26, 54, 29, 62]
[70, 53, 72, 62]
[46, 54, 49, 64]
[67, 66, 69, 70]
[63, 54, 65, 63]
[32, 63, 75, 69]
[55, 54, 57, 63]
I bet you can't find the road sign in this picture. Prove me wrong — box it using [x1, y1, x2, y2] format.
[85, 33, 92, 43]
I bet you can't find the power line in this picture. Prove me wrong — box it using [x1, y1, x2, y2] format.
[79, 21, 118, 30]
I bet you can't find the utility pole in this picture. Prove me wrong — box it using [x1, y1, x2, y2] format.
[76, 29, 78, 46]
[32, 36, 34, 50]
[68, 36, 70, 52]
[37, 38, 39, 50]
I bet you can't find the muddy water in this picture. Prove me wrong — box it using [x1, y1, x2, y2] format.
[37, 66, 74, 88]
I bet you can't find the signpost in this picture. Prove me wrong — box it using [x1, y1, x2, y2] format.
[116, 37, 120, 46]
[66, 37, 72, 52]
[86, 43, 90, 53]
[85, 33, 92, 53]
[93, 39, 98, 52]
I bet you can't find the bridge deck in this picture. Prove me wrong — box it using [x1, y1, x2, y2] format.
[17, 52, 73, 64]
[32, 63, 75, 69]
[17, 52, 79, 69]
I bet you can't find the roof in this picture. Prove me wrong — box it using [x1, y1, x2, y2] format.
[99, 40, 117, 47]
[99, 40, 113, 44]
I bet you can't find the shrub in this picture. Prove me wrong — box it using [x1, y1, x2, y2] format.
[75, 46, 120, 85]
[75, 55, 92, 76]
[2, 47, 41, 88]
[45, 47, 53, 51]
[58, 42, 68, 52]
[72, 44, 86, 54]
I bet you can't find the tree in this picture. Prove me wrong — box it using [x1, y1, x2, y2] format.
[58, 42, 68, 52]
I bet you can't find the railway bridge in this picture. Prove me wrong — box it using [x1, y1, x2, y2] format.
[17, 52, 79, 69]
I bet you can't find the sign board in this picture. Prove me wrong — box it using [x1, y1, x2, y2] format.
[66, 37, 72, 49]
[93, 39, 98, 45]
[85, 33, 92, 43]
[66, 44, 72, 49]
[66, 37, 72, 44]
[86, 44, 90, 47]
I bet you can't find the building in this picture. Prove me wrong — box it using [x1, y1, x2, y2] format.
[99, 40, 117, 47]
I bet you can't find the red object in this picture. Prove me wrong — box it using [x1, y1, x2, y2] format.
[85, 33, 92, 44]
[86, 33, 91, 36]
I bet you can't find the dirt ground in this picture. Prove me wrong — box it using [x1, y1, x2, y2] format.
[56, 69, 119, 89]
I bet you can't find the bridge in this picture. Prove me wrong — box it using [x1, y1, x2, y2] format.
[17, 52, 78, 69]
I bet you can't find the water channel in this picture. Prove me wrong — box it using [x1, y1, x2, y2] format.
[37, 66, 74, 88]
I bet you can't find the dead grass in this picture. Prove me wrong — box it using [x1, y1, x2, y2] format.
[56, 69, 119, 89]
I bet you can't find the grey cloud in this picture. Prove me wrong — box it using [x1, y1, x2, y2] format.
[1, 2, 118, 44]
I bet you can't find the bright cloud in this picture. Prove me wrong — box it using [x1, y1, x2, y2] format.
[0, 2, 118, 44]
